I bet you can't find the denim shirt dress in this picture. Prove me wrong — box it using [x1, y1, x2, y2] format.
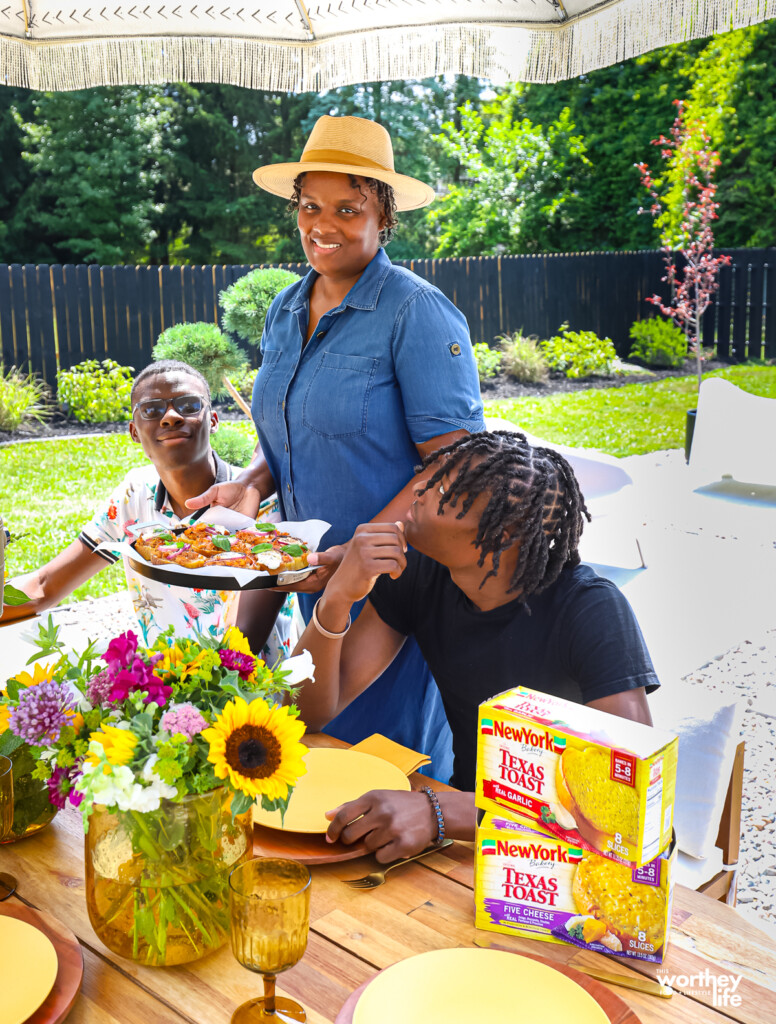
[251, 247, 485, 779]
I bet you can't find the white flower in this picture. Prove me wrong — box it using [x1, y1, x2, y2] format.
[280, 649, 315, 685]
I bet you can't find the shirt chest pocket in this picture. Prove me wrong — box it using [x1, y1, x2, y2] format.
[302, 351, 379, 439]
[253, 348, 282, 421]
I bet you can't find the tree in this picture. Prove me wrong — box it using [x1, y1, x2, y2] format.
[637, 101, 731, 394]
[428, 93, 590, 256]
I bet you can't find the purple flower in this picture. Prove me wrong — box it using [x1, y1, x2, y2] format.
[47, 765, 83, 810]
[85, 668, 113, 707]
[9, 681, 76, 745]
[107, 657, 172, 706]
[103, 631, 139, 672]
[219, 648, 256, 681]
[160, 702, 207, 740]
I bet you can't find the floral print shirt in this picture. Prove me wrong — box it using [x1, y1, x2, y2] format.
[79, 457, 294, 665]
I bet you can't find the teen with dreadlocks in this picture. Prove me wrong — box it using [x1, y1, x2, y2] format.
[295, 431, 659, 863]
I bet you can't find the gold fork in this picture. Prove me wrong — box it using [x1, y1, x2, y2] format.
[343, 838, 454, 889]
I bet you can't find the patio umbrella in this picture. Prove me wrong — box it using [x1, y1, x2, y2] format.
[2, 0, 775, 92]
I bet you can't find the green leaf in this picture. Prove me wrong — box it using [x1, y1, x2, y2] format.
[230, 791, 254, 820]
[250, 543, 274, 553]
[253, 524, 277, 533]
[281, 544, 304, 557]
[211, 536, 232, 551]
[2, 584, 30, 606]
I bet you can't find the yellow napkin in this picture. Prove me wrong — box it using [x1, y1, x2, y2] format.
[350, 733, 431, 776]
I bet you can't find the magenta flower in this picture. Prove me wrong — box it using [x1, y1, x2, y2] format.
[103, 631, 139, 672]
[107, 657, 172, 706]
[160, 702, 208, 740]
[219, 648, 256, 681]
[47, 765, 83, 810]
[9, 681, 76, 745]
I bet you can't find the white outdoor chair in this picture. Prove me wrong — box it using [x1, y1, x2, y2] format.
[649, 688, 745, 905]
[689, 377, 776, 489]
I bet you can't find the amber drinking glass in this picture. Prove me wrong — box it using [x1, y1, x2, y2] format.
[0, 756, 13, 840]
[229, 858, 311, 1024]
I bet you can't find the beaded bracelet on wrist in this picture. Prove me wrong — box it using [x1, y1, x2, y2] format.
[421, 786, 445, 846]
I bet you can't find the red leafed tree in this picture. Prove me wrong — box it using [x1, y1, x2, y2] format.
[637, 100, 731, 394]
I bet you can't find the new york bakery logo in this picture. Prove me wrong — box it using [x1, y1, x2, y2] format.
[481, 839, 584, 863]
[481, 718, 566, 753]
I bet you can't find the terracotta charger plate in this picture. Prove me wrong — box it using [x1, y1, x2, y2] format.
[0, 902, 83, 1024]
[253, 747, 412, 865]
[335, 948, 643, 1024]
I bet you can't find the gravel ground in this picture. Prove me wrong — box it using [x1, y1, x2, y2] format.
[46, 584, 776, 936]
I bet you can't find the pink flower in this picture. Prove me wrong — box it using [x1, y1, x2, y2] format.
[107, 657, 172, 706]
[47, 765, 83, 809]
[160, 703, 208, 740]
[218, 648, 256, 681]
[104, 631, 139, 672]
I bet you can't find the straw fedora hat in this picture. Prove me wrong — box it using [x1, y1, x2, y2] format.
[252, 115, 435, 212]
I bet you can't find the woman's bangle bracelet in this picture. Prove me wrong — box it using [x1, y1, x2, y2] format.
[421, 786, 445, 846]
[311, 598, 351, 639]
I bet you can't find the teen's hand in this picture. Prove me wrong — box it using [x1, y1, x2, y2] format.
[325, 790, 437, 862]
[324, 523, 407, 605]
[185, 482, 260, 518]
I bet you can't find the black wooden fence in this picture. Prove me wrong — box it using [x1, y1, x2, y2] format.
[2, 249, 775, 385]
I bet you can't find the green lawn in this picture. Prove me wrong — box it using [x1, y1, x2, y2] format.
[3, 365, 775, 603]
[486, 365, 776, 457]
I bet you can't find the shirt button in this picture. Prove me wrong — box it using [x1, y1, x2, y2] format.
[284, 443, 288, 452]
[287, 483, 291, 493]
[282, 401, 286, 410]
[317, 330, 326, 338]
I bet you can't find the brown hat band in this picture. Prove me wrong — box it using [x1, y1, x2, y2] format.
[300, 148, 394, 174]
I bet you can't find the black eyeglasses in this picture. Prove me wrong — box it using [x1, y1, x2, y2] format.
[132, 394, 208, 420]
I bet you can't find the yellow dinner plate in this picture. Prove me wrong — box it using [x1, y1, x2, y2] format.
[253, 747, 411, 833]
[352, 948, 610, 1024]
[0, 916, 59, 1024]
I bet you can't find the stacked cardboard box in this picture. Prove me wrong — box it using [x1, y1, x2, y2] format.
[474, 686, 678, 964]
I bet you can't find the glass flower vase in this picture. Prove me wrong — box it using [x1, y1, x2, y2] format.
[85, 787, 252, 966]
[0, 741, 57, 843]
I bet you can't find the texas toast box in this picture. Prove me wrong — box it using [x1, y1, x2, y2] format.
[475, 812, 676, 964]
[476, 686, 678, 867]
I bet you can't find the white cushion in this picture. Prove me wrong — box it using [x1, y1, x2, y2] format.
[649, 689, 744, 860]
[690, 377, 776, 487]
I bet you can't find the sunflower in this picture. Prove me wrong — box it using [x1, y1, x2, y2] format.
[85, 725, 138, 768]
[202, 697, 307, 802]
[0, 662, 56, 734]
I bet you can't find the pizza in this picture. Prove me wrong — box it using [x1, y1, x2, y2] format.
[133, 521, 310, 574]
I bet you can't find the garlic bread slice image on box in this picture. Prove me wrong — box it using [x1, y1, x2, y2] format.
[556, 745, 641, 852]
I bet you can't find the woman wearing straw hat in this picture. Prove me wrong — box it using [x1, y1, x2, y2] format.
[191, 116, 484, 777]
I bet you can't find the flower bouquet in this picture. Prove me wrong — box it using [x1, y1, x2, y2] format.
[0, 618, 310, 965]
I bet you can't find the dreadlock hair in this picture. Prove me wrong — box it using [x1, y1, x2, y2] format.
[418, 431, 591, 608]
[131, 360, 211, 405]
[288, 172, 398, 245]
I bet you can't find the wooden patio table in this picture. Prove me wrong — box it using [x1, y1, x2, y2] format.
[2, 732, 775, 1024]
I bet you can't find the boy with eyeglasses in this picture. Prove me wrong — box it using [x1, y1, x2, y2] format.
[2, 360, 290, 659]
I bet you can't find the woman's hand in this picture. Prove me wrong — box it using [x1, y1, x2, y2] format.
[184, 482, 261, 518]
[325, 790, 438, 862]
[323, 523, 407, 606]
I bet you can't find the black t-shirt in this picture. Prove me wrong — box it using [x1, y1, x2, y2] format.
[368, 552, 660, 791]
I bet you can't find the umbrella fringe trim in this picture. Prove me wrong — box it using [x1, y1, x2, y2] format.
[1, 0, 775, 91]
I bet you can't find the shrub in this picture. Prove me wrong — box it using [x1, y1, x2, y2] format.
[628, 317, 687, 368]
[220, 269, 301, 347]
[56, 359, 132, 424]
[227, 365, 258, 403]
[540, 324, 617, 379]
[0, 365, 52, 431]
[211, 426, 255, 468]
[473, 342, 502, 381]
[153, 323, 247, 399]
[498, 331, 549, 384]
